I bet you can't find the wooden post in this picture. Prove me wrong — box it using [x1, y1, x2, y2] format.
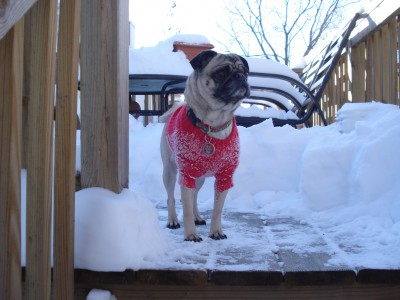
[0, 19, 24, 300]
[80, 0, 129, 193]
[24, 0, 58, 299]
[53, 0, 81, 299]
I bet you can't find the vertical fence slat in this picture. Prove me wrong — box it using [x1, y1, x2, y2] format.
[397, 16, 400, 106]
[351, 42, 366, 102]
[53, 0, 81, 299]
[342, 56, 349, 105]
[22, 11, 33, 170]
[382, 24, 390, 102]
[373, 30, 382, 101]
[25, 0, 58, 298]
[388, 19, 397, 103]
[343, 53, 351, 109]
[0, 19, 24, 300]
[366, 35, 374, 101]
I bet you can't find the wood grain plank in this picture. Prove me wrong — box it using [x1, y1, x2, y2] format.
[388, 19, 397, 104]
[351, 42, 366, 102]
[74, 280, 400, 300]
[373, 30, 382, 101]
[80, 0, 129, 193]
[381, 24, 390, 102]
[397, 17, 400, 106]
[53, 0, 81, 299]
[365, 35, 374, 101]
[24, 0, 58, 299]
[357, 269, 400, 284]
[0, 19, 24, 300]
[266, 217, 356, 285]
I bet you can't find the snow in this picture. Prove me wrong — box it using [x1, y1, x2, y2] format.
[129, 35, 193, 75]
[171, 33, 212, 45]
[236, 104, 298, 120]
[74, 188, 168, 271]
[86, 289, 116, 300]
[20, 35, 400, 293]
[66, 101, 400, 273]
[129, 37, 307, 117]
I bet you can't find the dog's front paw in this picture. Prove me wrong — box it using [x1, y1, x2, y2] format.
[209, 232, 227, 240]
[167, 221, 180, 229]
[184, 234, 203, 242]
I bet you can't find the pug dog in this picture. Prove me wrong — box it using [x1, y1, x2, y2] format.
[160, 50, 250, 242]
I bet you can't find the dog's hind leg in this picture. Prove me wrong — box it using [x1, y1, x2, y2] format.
[193, 177, 206, 225]
[163, 165, 180, 229]
[161, 131, 180, 229]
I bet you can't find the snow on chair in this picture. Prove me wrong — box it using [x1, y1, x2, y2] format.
[236, 13, 363, 128]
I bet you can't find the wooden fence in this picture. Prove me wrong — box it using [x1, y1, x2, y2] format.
[0, 0, 128, 299]
[310, 2, 400, 125]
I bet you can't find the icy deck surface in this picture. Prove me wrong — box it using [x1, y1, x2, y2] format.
[136, 206, 399, 285]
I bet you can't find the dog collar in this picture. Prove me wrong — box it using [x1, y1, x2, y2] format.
[187, 107, 233, 134]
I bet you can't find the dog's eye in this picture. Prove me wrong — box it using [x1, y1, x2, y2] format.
[213, 72, 226, 81]
[212, 67, 230, 82]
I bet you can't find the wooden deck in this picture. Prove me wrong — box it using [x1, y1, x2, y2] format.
[70, 210, 400, 299]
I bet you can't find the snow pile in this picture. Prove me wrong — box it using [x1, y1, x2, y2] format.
[171, 33, 212, 45]
[128, 102, 400, 220]
[128, 101, 400, 269]
[86, 289, 116, 300]
[129, 34, 199, 75]
[74, 188, 168, 271]
[21, 101, 400, 272]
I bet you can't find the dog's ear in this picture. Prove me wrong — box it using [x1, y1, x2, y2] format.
[190, 50, 218, 71]
[238, 55, 249, 72]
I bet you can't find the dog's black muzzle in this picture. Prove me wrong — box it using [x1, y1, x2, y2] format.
[214, 71, 250, 104]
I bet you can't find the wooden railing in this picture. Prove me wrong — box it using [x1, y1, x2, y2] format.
[1, 0, 80, 299]
[309, 2, 400, 126]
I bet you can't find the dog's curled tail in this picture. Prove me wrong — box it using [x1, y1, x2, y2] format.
[159, 101, 184, 123]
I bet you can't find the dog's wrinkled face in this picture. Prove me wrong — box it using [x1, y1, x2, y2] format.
[190, 51, 250, 106]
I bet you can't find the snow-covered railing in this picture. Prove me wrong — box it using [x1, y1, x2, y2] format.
[301, 0, 400, 125]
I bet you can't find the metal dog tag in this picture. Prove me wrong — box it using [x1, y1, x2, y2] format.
[202, 141, 215, 157]
[202, 134, 215, 157]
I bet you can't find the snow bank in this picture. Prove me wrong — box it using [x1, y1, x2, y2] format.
[302, 102, 400, 212]
[129, 35, 192, 75]
[65, 100, 400, 272]
[74, 187, 168, 271]
[129, 102, 400, 218]
[20, 101, 399, 272]
[128, 101, 400, 269]
[86, 289, 116, 300]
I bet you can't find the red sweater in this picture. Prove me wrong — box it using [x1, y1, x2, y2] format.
[166, 105, 239, 192]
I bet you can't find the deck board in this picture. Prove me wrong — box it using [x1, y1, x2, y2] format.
[69, 209, 400, 298]
[265, 216, 357, 284]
